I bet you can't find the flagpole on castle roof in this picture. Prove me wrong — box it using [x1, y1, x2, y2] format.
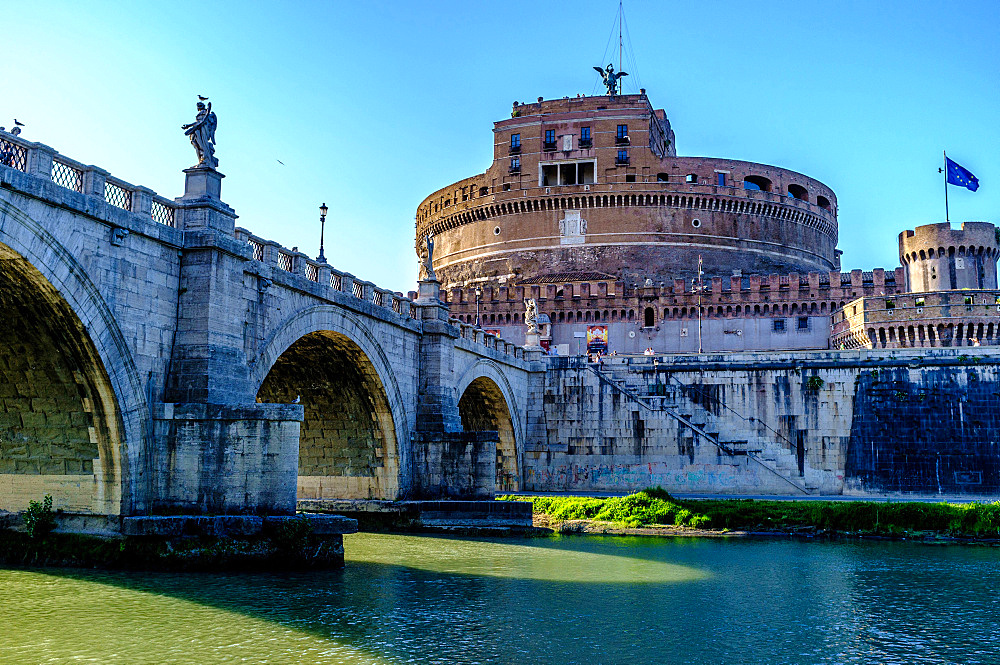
[943, 150, 950, 223]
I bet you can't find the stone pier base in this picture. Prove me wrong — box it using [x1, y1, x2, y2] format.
[152, 403, 303, 515]
[410, 431, 498, 499]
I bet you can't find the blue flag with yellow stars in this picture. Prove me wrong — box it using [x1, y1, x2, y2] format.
[946, 157, 979, 191]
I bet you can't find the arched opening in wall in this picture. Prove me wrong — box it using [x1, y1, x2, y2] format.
[256, 331, 398, 500]
[816, 195, 831, 210]
[743, 175, 772, 192]
[788, 184, 809, 201]
[643, 307, 654, 327]
[458, 377, 518, 492]
[0, 243, 121, 515]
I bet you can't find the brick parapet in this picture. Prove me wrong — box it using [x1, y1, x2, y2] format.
[442, 268, 906, 324]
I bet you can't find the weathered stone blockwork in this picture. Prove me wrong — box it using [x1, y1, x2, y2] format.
[525, 349, 1000, 497]
[0, 133, 536, 522]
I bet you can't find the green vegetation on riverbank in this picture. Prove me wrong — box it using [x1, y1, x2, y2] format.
[500, 489, 1000, 538]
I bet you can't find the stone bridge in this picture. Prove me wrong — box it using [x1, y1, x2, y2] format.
[0, 132, 541, 519]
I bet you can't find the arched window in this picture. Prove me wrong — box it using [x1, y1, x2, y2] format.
[644, 307, 655, 327]
[816, 195, 831, 210]
[788, 184, 809, 201]
[743, 175, 772, 192]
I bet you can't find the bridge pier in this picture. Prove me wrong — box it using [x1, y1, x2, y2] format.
[152, 168, 305, 515]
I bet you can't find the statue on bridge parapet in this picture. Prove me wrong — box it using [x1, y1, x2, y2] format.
[524, 298, 538, 334]
[182, 99, 218, 169]
[418, 234, 436, 282]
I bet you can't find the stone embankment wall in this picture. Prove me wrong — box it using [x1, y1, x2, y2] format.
[525, 348, 1000, 496]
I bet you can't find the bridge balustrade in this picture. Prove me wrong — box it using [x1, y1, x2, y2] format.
[0, 132, 177, 227]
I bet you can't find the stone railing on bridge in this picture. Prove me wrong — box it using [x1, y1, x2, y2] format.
[0, 131, 177, 227]
[450, 317, 525, 359]
[235, 227, 417, 321]
[0, 129, 530, 361]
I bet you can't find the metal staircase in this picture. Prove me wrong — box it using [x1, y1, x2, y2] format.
[588, 363, 810, 494]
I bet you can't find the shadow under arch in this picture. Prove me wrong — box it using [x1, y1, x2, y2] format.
[456, 361, 521, 491]
[252, 307, 409, 499]
[0, 198, 147, 516]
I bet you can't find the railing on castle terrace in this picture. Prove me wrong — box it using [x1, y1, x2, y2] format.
[0, 131, 177, 227]
[416, 177, 837, 241]
[0, 130, 526, 361]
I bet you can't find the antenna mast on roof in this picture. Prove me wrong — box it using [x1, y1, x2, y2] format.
[593, 2, 641, 96]
[618, 0, 622, 71]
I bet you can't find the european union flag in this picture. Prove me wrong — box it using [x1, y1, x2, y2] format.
[946, 157, 979, 192]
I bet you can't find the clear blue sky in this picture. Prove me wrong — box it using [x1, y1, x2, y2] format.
[3, 0, 997, 293]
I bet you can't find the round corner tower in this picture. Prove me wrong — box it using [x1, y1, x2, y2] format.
[898, 222, 999, 293]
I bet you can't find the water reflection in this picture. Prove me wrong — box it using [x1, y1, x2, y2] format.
[0, 535, 997, 665]
[346, 533, 710, 583]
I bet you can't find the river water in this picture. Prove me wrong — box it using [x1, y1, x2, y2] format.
[1, 533, 997, 664]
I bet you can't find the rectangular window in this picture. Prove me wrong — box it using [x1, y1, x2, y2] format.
[685, 174, 698, 184]
[580, 126, 591, 147]
[717, 172, 726, 186]
[964, 295, 974, 305]
[773, 318, 786, 332]
[616, 149, 629, 165]
[915, 297, 925, 307]
[617, 125, 628, 139]
[797, 316, 809, 330]
[510, 133, 520, 148]
[545, 129, 555, 142]
[509, 156, 520, 172]
[885, 299, 895, 309]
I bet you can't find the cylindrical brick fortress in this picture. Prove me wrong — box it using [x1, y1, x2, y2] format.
[416, 93, 840, 288]
[899, 222, 999, 293]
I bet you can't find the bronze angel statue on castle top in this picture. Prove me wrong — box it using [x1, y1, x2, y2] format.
[594, 64, 628, 96]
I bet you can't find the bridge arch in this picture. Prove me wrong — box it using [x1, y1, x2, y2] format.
[0, 198, 147, 516]
[455, 360, 522, 491]
[252, 306, 410, 500]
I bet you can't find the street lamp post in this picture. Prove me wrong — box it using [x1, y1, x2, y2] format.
[475, 286, 482, 327]
[317, 202, 328, 263]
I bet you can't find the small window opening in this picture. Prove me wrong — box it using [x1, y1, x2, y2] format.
[717, 172, 726, 186]
[656, 172, 669, 182]
[788, 184, 809, 201]
[625, 174, 636, 183]
[816, 195, 831, 210]
[885, 299, 895, 309]
[685, 173, 698, 184]
[743, 175, 772, 192]
[773, 318, 786, 332]
[797, 316, 809, 330]
[644, 307, 655, 327]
